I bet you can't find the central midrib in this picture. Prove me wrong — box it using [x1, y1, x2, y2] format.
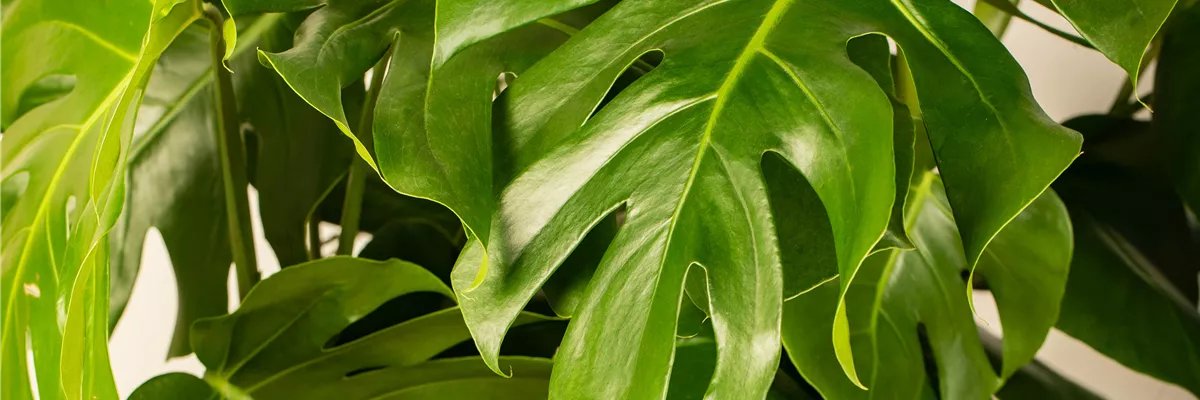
[635, 0, 796, 390]
[666, 0, 796, 239]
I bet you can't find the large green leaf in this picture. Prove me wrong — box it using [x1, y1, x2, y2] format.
[435, 0, 1079, 396]
[1048, 0, 1177, 83]
[182, 256, 554, 399]
[1154, 1, 1200, 214]
[1, 0, 198, 397]
[1052, 138, 1200, 395]
[783, 173, 1072, 399]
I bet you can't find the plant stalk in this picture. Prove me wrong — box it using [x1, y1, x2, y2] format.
[205, 4, 259, 298]
[336, 52, 391, 255]
[974, 0, 1020, 38]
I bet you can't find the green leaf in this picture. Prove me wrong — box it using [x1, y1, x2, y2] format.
[236, 13, 355, 267]
[129, 373, 218, 400]
[1048, 0, 1177, 84]
[846, 34, 914, 253]
[1, 0, 199, 397]
[784, 173, 1072, 399]
[441, 0, 1078, 396]
[1053, 154, 1200, 395]
[221, 0, 605, 257]
[1154, 2, 1200, 214]
[190, 256, 554, 399]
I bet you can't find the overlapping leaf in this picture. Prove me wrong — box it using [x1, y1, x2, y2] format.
[225, 0, 1084, 396]
[235, 14, 355, 266]
[1052, 117, 1200, 395]
[1, 0, 198, 397]
[130, 256, 555, 399]
[111, 13, 357, 356]
[431, 0, 1080, 396]
[111, 25, 233, 357]
[783, 173, 1072, 399]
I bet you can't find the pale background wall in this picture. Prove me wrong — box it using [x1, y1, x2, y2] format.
[107, 1, 1193, 399]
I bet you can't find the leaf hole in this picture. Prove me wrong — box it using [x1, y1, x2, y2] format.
[761, 152, 838, 299]
[343, 365, 387, 379]
[11, 74, 77, 127]
[542, 203, 626, 317]
[494, 72, 516, 100]
[322, 291, 450, 349]
[2, 171, 31, 221]
[916, 323, 942, 399]
[588, 49, 664, 121]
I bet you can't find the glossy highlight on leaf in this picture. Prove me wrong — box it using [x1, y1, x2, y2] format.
[441, 0, 1079, 397]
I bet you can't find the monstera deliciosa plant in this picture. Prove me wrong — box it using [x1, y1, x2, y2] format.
[2, 0, 1197, 398]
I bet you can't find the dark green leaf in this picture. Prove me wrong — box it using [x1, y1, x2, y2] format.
[112, 13, 356, 356]
[980, 332, 1103, 400]
[1, 0, 199, 397]
[784, 173, 1072, 399]
[1054, 159, 1200, 395]
[236, 13, 355, 267]
[191, 256, 554, 399]
[1154, 2, 1200, 214]
[318, 173, 463, 237]
[112, 25, 233, 357]
[129, 373, 217, 400]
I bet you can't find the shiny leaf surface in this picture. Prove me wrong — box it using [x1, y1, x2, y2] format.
[1, 0, 198, 397]
[443, 0, 1079, 397]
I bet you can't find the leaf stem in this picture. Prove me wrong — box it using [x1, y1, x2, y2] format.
[974, 0, 1019, 38]
[336, 51, 391, 255]
[205, 4, 259, 298]
[976, 0, 1094, 48]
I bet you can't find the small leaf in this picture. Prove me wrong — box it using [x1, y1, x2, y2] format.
[1049, 0, 1178, 84]
[190, 256, 555, 399]
[129, 373, 217, 400]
